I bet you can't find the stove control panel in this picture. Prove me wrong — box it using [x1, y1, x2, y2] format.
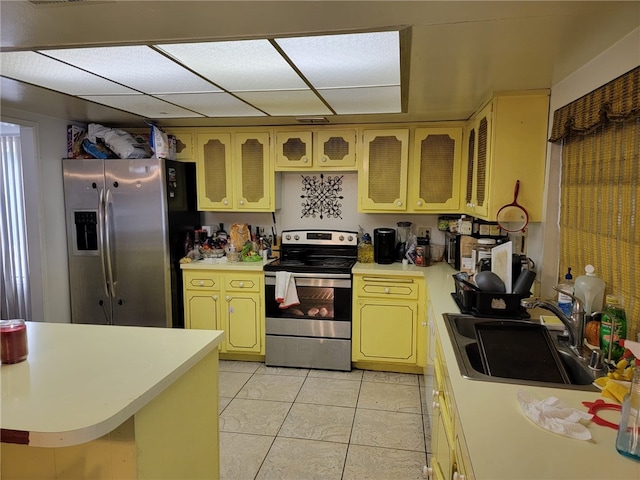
[281, 229, 358, 247]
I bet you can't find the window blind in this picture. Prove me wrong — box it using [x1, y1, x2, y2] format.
[550, 66, 640, 342]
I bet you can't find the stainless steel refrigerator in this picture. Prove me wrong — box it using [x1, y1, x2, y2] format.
[62, 158, 200, 328]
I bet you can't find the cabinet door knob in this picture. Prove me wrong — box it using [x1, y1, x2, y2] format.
[302, 157, 309, 163]
[322, 156, 328, 163]
[422, 465, 433, 478]
[213, 295, 218, 300]
[432, 389, 440, 397]
[417, 200, 423, 206]
[384, 288, 390, 294]
[199, 280, 204, 286]
[225, 295, 230, 301]
[239, 282, 244, 288]
[396, 201, 403, 207]
[432, 401, 440, 409]
[223, 199, 229, 205]
[453, 473, 465, 480]
[239, 199, 245, 205]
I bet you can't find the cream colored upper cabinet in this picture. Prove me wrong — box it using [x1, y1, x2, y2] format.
[314, 130, 357, 169]
[234, 132, 275, 211]
[166, 127, 195, 162]
[410, 127, 463, 212]
[275, 129, 357, 171]
[358, 129, 409, 211]
[196, 131, 276, 211]
[462, 91, 549, 221]
[463, 103, 492, 218]
[196, 132, 234, 210]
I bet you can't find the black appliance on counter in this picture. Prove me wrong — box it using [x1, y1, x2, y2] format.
[373, 227, 396, 264]
[263, 229, 358, 371]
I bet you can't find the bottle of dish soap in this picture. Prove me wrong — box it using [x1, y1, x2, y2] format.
[557, 267, 574, 317]
[616, 340, 640, 460]
[573, 264, 605, 315]
[600, 295, 627, 363]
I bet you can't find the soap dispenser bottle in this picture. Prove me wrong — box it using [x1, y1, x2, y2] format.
[557, 267, 574, 317]
[616, 340, 640, 460]
[573, 264, 605, 315]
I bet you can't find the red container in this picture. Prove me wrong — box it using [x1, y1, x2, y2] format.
[1, 319, 28, 364]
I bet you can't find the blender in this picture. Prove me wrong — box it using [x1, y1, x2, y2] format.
[395, 221, 412, 262]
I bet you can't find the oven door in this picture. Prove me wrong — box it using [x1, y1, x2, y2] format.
[264, 273, 352, 326]
[264, 272, 352, 370]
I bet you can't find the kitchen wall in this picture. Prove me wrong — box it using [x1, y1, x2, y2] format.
[3, 26, 638, 322]
[203, 172, 447, 246]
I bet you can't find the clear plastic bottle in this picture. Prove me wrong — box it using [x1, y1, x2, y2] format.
[557, 267, 574, 317]
[357, 233, 374, 263]
[600, 294, 627, 363]
[616, 360, 640, 460]
[573, 264, 605, 315]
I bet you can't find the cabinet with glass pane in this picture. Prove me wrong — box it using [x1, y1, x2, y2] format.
[358, 129, 409, 211]
[275, 129, 357, 171]
[196, 131, 276, 211]
[410, 127, 463, 212]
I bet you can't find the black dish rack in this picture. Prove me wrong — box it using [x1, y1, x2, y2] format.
[452, 275, 530, 319]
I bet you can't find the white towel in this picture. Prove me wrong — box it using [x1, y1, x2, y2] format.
[275, 271, 300, 309]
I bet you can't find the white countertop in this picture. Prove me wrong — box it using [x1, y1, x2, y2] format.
[1, 322, 224, 448]
[422, 263, 640, 480]
[180, 258, 273, 270]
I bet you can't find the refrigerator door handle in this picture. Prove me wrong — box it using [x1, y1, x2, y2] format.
[104, 188, 116, 299]
[98, 188, 110, 298]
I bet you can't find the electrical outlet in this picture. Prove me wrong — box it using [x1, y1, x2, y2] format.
[416, 226, 431, 239]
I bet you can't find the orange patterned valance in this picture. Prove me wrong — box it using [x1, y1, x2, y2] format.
[549, 66, 640, 143]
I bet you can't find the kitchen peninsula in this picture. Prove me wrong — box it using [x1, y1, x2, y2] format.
[1, 322, 224, 479]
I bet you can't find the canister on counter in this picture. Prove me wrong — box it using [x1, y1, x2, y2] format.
[416, 237, 430, 266]
[1, 319, 28, 364]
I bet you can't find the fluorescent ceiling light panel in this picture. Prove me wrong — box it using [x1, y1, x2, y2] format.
[275, 31, 400, 89]
[154, 93, 266, 117]
[0, 51, 135, 95]
[79, 94, 204, 118]
[318, 86, 401, 114]
[40, 46, 221, 94]
[234, 90, 332, 116]
[156, 40, 308, 92]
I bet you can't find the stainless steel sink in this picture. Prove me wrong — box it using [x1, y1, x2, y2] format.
[443, 314, 600, 391]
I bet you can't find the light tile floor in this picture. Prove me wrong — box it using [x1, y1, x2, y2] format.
[219, 360, 433, 480]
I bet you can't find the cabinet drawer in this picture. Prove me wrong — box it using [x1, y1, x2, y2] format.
[184, 272, 220, 290]
[356, 276, 418, 299]
[224, 274, 261, 292]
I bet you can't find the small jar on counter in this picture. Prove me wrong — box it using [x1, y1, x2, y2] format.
[357, 233, 374, 263]
[1, 319, 28, 364]
[471, 238, 496, 274]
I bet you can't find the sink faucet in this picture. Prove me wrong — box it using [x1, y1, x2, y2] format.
[520, 289, 586, 358]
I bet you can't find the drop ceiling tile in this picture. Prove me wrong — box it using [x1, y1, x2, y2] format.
[79, 94, 204, 118]
[40, 46, 221, 94]
[233, 90, 332, 116]
[155, 92, 266, 117]
[156, 40, 307, 92]
[318, 86, 401, 114]
[0, 51, 134, 95]
[276, 31, 400, 89]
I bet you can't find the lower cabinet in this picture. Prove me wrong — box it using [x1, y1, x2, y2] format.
[352, 273, 426, 369]
[428, 326, 475, 480]
[183, 270, 264, 355]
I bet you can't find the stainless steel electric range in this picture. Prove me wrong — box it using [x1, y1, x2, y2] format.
[263, 229, 358, 371]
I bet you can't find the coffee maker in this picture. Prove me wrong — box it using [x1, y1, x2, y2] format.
[395, 221, 412, 262]
[374, 228, 396, 264]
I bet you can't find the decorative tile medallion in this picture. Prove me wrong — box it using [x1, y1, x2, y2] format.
[300, 174, 344, 219]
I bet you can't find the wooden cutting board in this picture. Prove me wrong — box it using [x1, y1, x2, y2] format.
[491, 241, 513, 293]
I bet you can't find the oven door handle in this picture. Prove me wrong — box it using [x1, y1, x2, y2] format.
[265, 274, 351, 288]
[265, 272, 351, 280]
